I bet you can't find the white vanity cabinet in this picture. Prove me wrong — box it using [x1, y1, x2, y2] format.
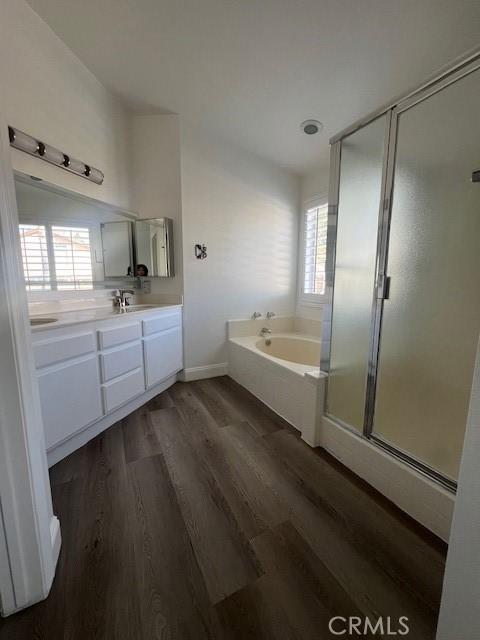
[37, 354, 103, 450]
[97, 322, 145, 413]
[32, 305, 183, 463]
[143, 309, 183, 388]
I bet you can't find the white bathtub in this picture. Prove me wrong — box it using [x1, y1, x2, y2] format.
[228, 333, 327, 446]
[256, 335, 321, 367]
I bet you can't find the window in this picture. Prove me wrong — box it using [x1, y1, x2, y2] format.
[19, 223, 93, 291]
[19, 224, 51, 291]
[52, 226, 93, 290]
[302, 202, 328, 298]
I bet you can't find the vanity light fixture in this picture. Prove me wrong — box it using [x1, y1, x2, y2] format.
[8, 126, 104, 185]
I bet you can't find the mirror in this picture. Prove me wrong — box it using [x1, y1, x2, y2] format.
[14, 174, 175, 291]
[134, 218, 174, 277]
[101, 221, 134, 278]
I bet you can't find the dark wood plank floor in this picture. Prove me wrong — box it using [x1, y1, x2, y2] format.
[0, 376, 446, 639]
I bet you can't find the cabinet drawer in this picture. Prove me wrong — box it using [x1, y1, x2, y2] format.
[142, 311, 181, 336]
[144, 325, 183, 388]
[100, 341, 143, 383]
[97, 322, 142, 349]
[38, 354, 103, 450]
[34, 331, 96, 369]
[101, 367, 145, 413]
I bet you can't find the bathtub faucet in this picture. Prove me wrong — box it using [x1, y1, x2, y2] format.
[260, 327, 272, 336]
[266, 311, 276, 319]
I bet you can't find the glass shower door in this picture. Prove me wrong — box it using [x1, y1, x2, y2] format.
[326, 116, 387, 431]
[371, 67, 480, 482]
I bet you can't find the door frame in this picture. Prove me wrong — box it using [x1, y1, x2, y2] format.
[0, 98, 60, 615]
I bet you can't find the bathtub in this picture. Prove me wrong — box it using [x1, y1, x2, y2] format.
[256, 335, 321, 368]
[228, 332, 327, 446]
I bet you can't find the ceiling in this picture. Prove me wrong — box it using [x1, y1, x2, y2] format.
[27, 0, 480, 175]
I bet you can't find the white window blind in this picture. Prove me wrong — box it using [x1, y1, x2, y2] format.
[52, 226, 93, 290]
[19, 223, 93, 291]
[303, 204, 328, 295]
[19, 224, 51, 291]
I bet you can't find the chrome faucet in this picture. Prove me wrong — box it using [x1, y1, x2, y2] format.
[114, 289, 134, 309]
[266, 311, 276, 319]
[260, 327, 272, 336]
[252, 311, 262, 319]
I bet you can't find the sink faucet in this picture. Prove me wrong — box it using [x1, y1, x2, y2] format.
[114, 289, 135, 309]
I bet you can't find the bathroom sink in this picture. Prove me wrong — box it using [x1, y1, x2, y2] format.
[30, 317, 58, 326]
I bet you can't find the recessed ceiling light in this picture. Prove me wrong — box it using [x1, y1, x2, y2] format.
[301, 119, 323, 135]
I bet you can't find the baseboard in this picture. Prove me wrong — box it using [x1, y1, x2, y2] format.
[179, 363, 228, 382]
[46, 374, 178, 467]
[321, 415, 455, 542]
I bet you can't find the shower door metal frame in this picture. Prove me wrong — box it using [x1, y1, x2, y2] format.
[323, 111, 392, 436]
[323, 48, 480, 492]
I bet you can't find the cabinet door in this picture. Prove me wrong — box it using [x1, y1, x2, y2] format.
[38, 355, 103, 450]
[144, 326, 183, 388]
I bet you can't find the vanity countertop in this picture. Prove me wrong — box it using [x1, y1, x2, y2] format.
[29, 303, 183, 332]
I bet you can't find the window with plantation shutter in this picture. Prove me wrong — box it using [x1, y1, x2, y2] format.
[303, 203, 328, 296]
[52, 226, 93, 290]
[19, 223, 94, 291]
[19, 224, 51, 291]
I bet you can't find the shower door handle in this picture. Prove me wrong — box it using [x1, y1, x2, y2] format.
[376, 275, 391, 300]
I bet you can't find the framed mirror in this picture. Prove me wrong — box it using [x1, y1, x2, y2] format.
[14, 173, 175, 291]
[133, 217, 175, 278]
[101, 221, 134, 278]
[15, 174, 136, 291]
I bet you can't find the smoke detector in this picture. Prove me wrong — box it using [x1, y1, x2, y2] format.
[301, 119, 323, 135]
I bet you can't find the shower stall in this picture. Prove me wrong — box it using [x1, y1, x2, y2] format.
[323, 52, 480, 491]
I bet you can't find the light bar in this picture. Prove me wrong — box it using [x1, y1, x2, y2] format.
[8, 126, 104, 185]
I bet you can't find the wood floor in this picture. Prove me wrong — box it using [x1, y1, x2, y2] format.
[0, 376, 446, 639]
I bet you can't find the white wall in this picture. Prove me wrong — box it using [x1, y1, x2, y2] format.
[297, 163, 330, 321]
[0, 99, 59, 615]
[301, 162, 330, 203]
[0, 0, 132, 211]
[180, 123, 300, 371]
[436, 336, 480, 639]
[130, 114, 183, 295]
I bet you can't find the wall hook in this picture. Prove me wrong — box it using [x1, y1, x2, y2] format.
[195, 244, 207, 259]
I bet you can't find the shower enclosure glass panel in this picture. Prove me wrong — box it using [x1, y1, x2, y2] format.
[373, 68, 480, 480]
[327, 116, 386, 431]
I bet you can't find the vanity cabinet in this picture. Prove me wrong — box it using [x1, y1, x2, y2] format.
[32, 306, 183, 458]
[143, 309, 183, 388]
[144, 326, 183, 388]
[37, 355, 103, 450]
